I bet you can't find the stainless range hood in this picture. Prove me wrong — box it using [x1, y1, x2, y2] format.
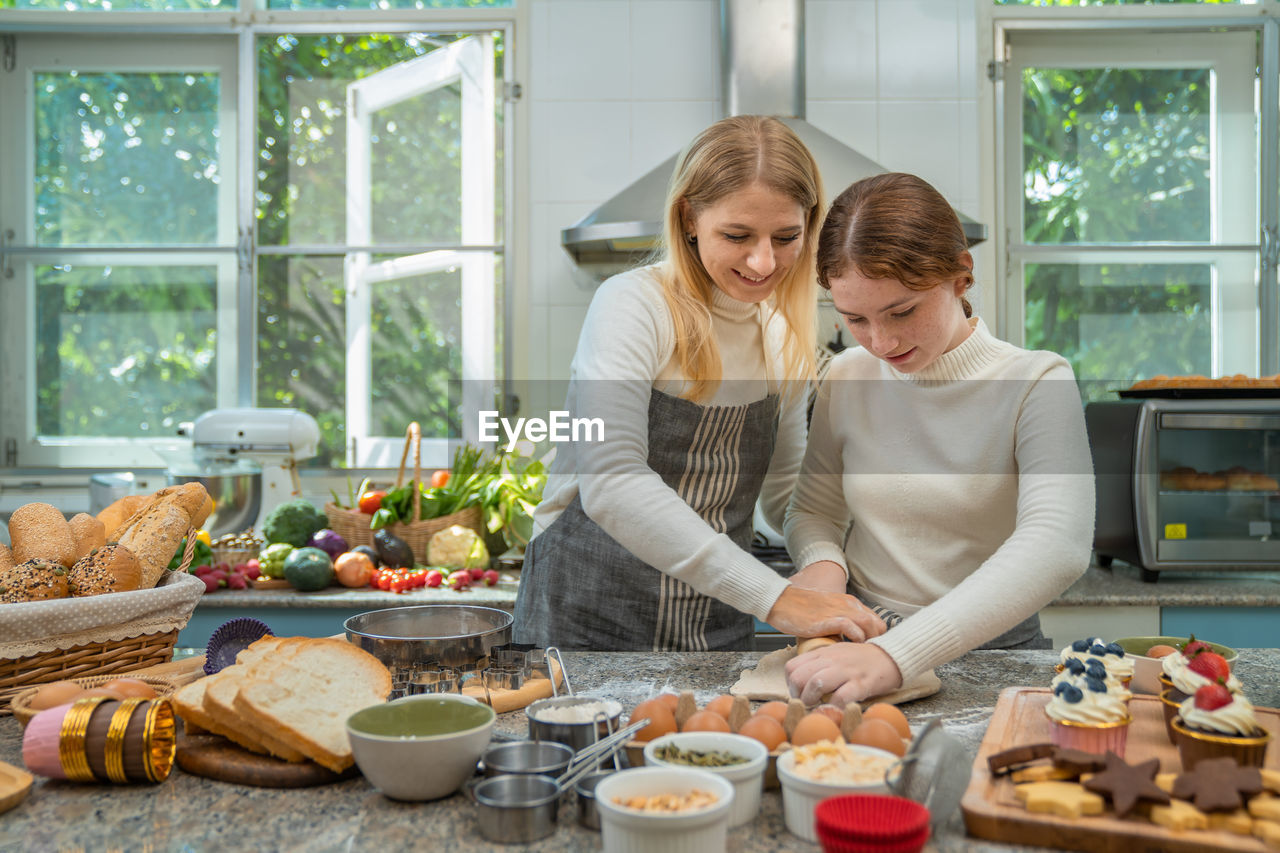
[561, 0, 987, 267]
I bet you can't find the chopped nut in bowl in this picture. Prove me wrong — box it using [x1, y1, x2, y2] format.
[594, 766, 734, 853]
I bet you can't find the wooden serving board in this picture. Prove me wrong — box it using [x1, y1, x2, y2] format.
[961, 687, 1280, 852]
[176, 735, 358, 788]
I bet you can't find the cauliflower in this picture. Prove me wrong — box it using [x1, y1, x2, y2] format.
[261, 499, 328, 548]
[427, 525, 489, 570]
[258, 543, 296, 579]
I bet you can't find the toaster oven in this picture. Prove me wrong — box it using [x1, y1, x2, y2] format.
[1086, 396, 1280, 580]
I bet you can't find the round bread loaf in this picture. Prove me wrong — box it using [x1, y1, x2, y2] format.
[68, 513, 107, 561]
[68, 544, 143, 597]
[0, 559, 70, 602]
[9, 502, 77, 567]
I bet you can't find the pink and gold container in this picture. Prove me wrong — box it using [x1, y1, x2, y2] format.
[22, 697, 176, 784]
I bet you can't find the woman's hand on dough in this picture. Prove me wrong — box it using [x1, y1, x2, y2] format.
[764, 586, 886, 643]
[787, 560, 848, 595]
[784, 642, 903, 707]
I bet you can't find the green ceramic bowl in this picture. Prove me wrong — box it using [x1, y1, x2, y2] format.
[1114, 636, 1239, 695]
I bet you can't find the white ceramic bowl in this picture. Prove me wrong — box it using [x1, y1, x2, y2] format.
[1114, 636, 1240, 695]
[642, 732, 766, 828]
[346, 693, 494, 801]
[775, 743, 898, 842]
[594, 766, 735, 853]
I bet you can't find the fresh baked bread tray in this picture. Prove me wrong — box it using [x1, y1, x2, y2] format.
[0, 571, 204, 713]
[962, 687, 1280, 852]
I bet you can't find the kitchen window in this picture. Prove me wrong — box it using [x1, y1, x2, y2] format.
[0, 4, 517, 471]
[987, 2, 1277, 397]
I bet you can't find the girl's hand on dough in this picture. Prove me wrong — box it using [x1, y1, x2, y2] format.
[765, 586, 885, 643]
[784, 642, 903, 707]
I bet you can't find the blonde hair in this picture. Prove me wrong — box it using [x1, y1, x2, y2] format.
[656, 115, 822, 402]
[817, 173, 974, 317]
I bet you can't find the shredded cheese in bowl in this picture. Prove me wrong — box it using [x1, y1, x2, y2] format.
[612, 789, 720, 813]
[789, 740, 896, 785]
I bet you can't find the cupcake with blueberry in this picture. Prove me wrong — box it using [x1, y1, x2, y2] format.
[1051, 657, 1131, 704]
[1171, 682, 1271, 769]
[1044, 675, 1132, 756]
[1058, 638, 1134, 688]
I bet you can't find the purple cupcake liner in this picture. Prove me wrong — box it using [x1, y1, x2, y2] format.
[204, 617, 274, 675]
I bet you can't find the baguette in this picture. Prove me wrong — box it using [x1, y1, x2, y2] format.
[232, 639, 392, 773]
[9, 502, 77, 567]
[68, 513, 106, 561]
[97, 494, 148, 539]
[153, 483, 213, 529]
[116, 502, 191, 588]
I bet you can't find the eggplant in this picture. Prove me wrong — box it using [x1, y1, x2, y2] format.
[374, 529, 415, 569]
[351, 544, 381, 565]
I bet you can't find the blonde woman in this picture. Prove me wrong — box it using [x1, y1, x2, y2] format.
[514, 116, 884, 651]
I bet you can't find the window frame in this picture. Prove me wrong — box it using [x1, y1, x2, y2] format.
[980, 1, 1280, 376]
[0, 5, 521, 472]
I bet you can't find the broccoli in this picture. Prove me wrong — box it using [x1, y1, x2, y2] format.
[261, 499, 328, 548]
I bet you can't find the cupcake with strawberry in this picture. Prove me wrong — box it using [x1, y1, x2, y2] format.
[1058, 638, 1134, 688]
[1165, 646, 1241, 700]
[1044, 674, 1132, 756]
[1171, 681, 1272, 769]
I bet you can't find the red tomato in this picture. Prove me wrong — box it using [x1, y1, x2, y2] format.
[425, 570, 444, 588]
[358, 490, 387, 514]
[376, 571, 393, 591]
[430, 470, 450, 489]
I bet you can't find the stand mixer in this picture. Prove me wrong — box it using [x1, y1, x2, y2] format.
[165, 408, 321, 537]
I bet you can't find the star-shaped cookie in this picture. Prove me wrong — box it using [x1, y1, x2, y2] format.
[1014, 781, 1105, 818]
[1081, 751, 1171, 818]
[1172, 756, 1263, 812]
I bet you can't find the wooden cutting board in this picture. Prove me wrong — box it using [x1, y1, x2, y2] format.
[961, 687, 1280, 852]
[176, 735, 358, 788]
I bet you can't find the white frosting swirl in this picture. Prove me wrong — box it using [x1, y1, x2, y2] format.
[1046, 683, 1130, 725]
[1177, 692, 1262, 736]
[1161, 651, 1189, 681]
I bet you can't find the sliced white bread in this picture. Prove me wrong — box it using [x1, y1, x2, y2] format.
[200, 637, 308, 762]
[232, 638, 392, 773]
[172, 636, 286, 734]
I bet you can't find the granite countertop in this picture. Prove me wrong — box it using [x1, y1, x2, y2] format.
[2, 648, 1278, 852]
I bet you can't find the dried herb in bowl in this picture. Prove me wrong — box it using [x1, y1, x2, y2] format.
[652, 744, 749, 767]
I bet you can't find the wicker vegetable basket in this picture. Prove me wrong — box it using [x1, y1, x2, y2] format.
[0, 536, 203, 713]
[324, 422, 486, 564]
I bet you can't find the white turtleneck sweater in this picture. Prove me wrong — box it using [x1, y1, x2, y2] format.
[532, 264, 807, 621]
[784, 317, 1095, 683]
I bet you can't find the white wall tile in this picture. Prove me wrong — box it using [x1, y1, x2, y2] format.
[629, 100, 717, 182]
[806, 0, 877, 101]
[806, 100, 880, 168]
[531, 201, 607, 307]
[957, 0, 978, 100]
[957, 99, 980, 212]
[537, 1, 632, 102]
[876, 0, 959, 101]
[877, 100, 962, 202]
[530, 101, 632, 203]
[629, 0, 718, 101]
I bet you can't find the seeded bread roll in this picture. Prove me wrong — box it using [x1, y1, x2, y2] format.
[0, 544, 12, 574]
[68, 513, 107, 561]
[0, 559, 70, 602]
[68, 544, 142, 597]
[9, 502, 77, 567]
[96, 494, 148, 540]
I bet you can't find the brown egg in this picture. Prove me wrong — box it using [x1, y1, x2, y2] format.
[791, 712, 842, 746]
[654, 692, 679, 713]
[849, 718, 906, 757]
[862, 702, 910, 741]
[755, 700, 788, 722]
[813, 704, 844, 725]
[703, 694, 734, 720]
[1146, 644, 1179, 659]
[629, 698, 678, 742]
[737, 714, 787, 751]
[101, 678, 157, 700]
[28, 680, 85, 711]
[79, 686, 125, 701]
[682, 710, 731, 733]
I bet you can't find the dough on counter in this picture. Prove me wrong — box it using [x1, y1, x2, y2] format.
[730, 645, 941, 705]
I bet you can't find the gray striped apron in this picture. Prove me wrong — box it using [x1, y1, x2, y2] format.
[513, 389, 780, 651]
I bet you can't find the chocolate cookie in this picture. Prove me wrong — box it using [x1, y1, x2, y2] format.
[1172, 756, 1263, 812]
[1081, 751, 1170, 818]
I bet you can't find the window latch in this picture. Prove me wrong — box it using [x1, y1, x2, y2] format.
[1, 229, 13, 280]
[2, 36, 14, 74]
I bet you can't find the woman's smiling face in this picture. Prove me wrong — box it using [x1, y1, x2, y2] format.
[829, 267, 973, 373]
[686, 182, 806, 304]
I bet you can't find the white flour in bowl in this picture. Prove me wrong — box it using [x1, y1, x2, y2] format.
[530, 699, 622, 724]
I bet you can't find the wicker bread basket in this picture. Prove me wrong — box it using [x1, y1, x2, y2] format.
[10, 674, 177, 728]
[324, 422, 486, 564]
[0, 535, 202, 714]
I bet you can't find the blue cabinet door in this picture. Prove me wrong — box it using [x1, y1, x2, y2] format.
[1162, 607, 1280, 649]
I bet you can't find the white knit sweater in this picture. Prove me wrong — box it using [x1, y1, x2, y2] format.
[532, 265, 808, 621]
[784, 318, 1095, 682]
